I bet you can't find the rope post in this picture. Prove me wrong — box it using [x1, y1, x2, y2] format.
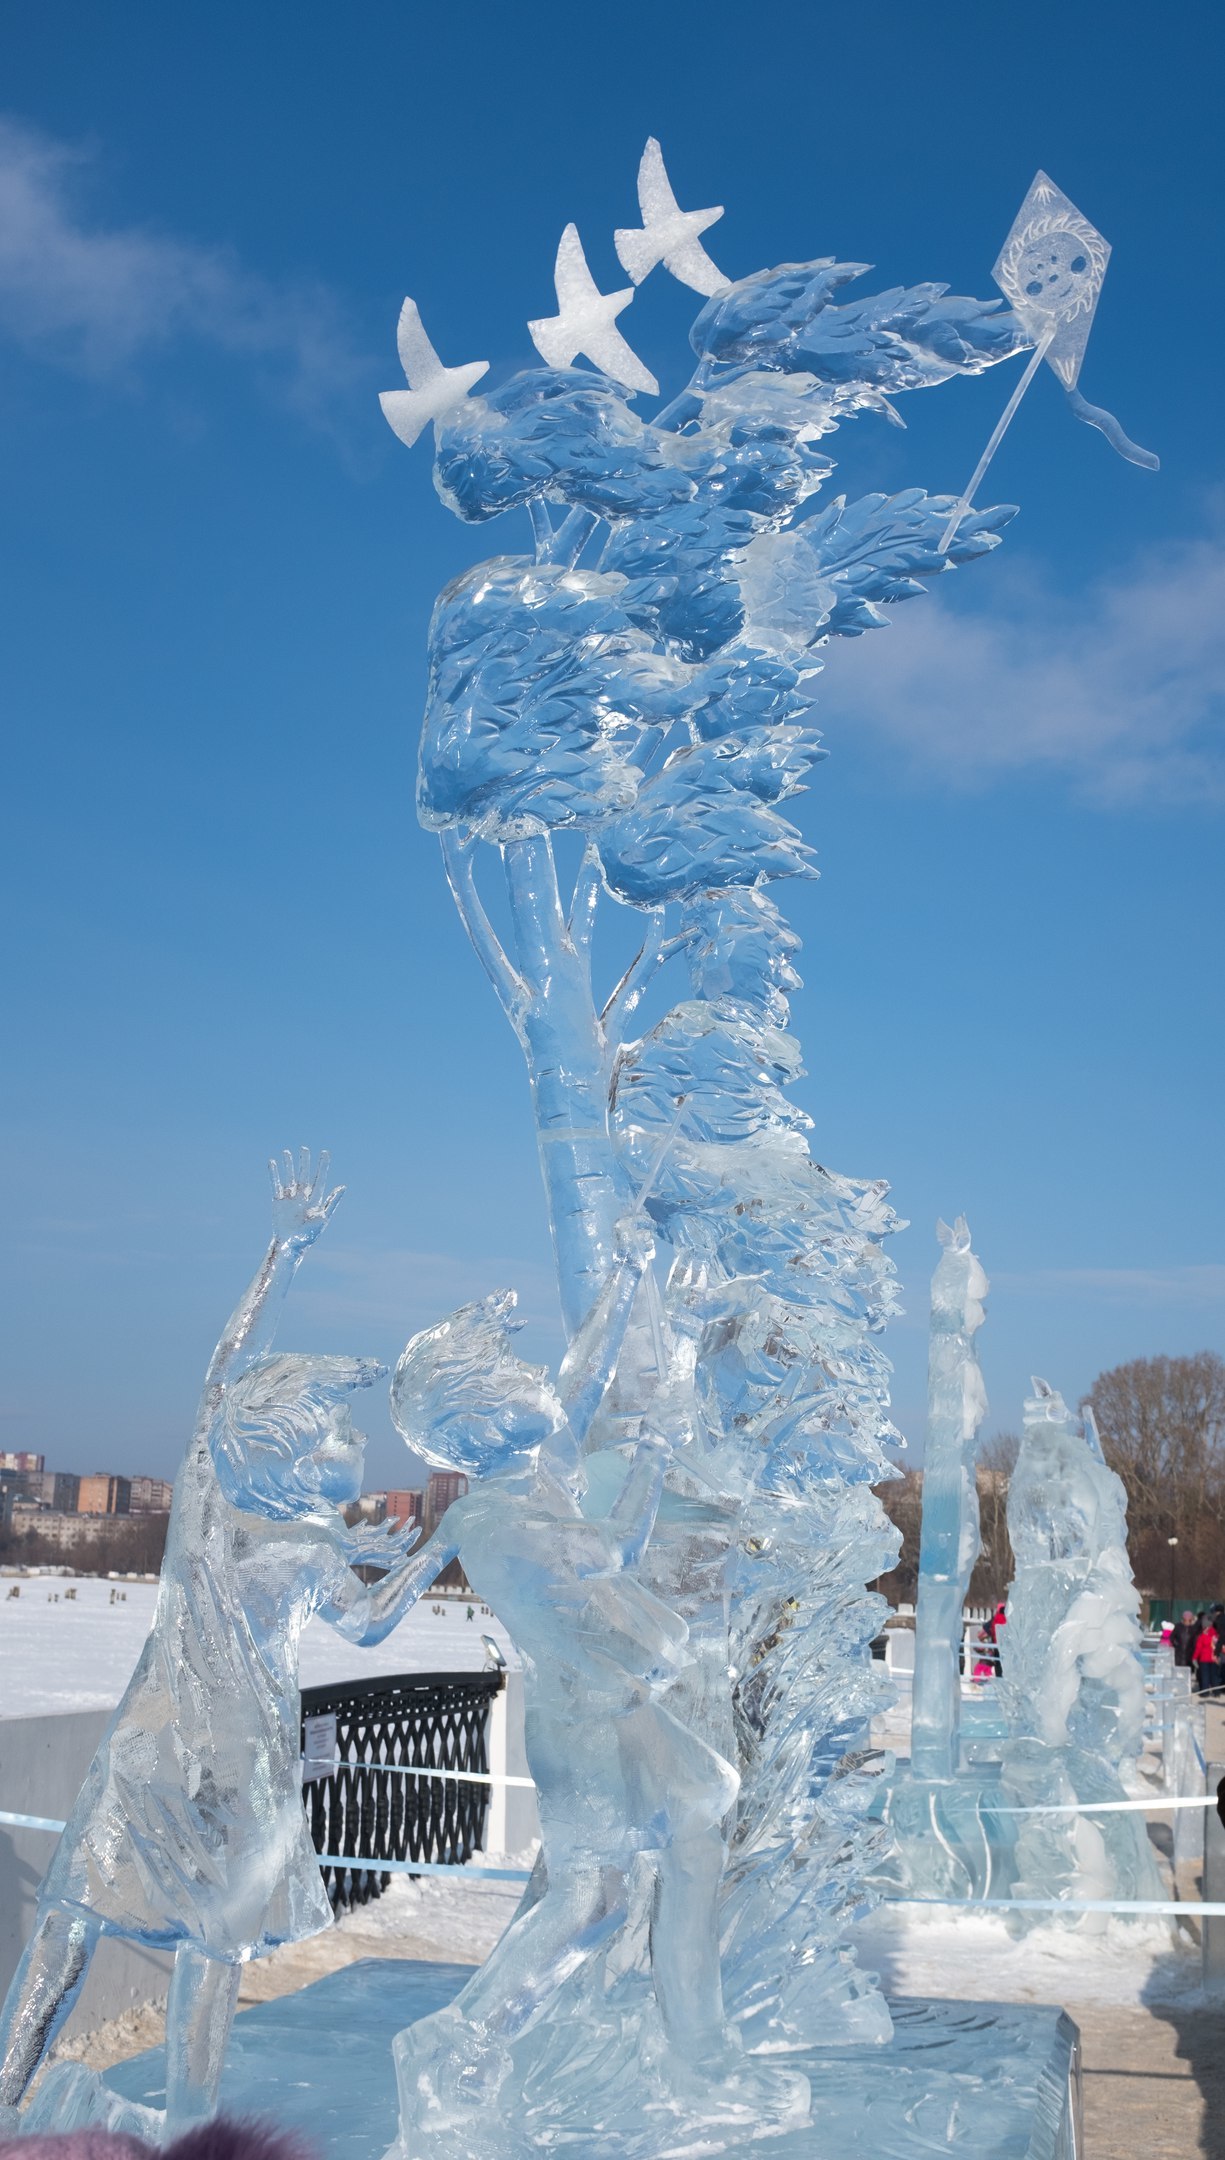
[1203, 1765, 1225, 1989]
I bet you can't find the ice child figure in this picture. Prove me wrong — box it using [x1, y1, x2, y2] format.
[0, 1152, 442, 2137]
[386, 1249, 808, 2156]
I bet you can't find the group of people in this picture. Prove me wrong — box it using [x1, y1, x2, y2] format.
[1171, 1606, 1225, 1693]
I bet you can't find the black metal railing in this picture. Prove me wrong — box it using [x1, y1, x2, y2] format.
[300, 1669, 502, 1910]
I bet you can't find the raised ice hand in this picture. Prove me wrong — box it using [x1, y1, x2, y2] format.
[268, 1147, 344, 1253]
[337, 1513, 421, 1571]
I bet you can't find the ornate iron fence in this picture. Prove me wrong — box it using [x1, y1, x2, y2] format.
[300, 1668, 502, 1910]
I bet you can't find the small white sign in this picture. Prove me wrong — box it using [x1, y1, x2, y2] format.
[302, 1710, 338, 1784]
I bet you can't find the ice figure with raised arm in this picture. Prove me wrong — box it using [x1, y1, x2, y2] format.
[0, 1152, 445, 2139]
[999, 1378, 1161, 1926]
[386, 1222, 809, 2158]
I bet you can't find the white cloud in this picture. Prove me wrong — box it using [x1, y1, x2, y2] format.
[822, 534, 1225, 807]
[0, 115, 367, 421]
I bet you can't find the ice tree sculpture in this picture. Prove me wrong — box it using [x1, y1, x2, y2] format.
[379, 142, 1154, 2136]
[910, 1217, 990, 1782]
[0, 1154, 443, 2140]
[998, 1378, 1161, 1924]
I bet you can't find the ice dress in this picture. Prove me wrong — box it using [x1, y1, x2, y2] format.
[39, 1433, 362, 1962]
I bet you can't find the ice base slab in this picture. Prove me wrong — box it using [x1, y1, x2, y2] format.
[104, 1958, 1080, 2160]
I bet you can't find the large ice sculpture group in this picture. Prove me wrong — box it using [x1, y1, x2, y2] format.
[0, 143, 1156, 2155]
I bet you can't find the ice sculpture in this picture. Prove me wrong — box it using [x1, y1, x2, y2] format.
[376, 137, 1086, 2150]
[0, 1153, 444, 2138]
[387, 1259, 809, 2149]
[868, 1222, 1002, 1905]
[998, 1378, 1161, 1924]
[940, 169, 1157, 549]
[910, 1217, 990, 1781]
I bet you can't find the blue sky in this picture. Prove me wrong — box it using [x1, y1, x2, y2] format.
[1, 0, 1221, 1489]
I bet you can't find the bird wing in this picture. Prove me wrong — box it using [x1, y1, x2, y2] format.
[396, 298, 443, 389]
[553, 223, 601, 307]
[664, 235, 728, 298]
[637, 136, 681, 222]
[582, 319, 659, 398]
[379, 387, 434, 449]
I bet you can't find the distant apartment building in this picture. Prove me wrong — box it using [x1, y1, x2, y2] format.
[384, 1488, 425, 1532]
[344, 1492, 387, 1526]
[76, 1474, 131, 1516]
[31, 1470, 80, 1513]
[0, 1451, 44, 1475]
[426, 1471, 468, 1534]
[129, 1476, 174, 1512]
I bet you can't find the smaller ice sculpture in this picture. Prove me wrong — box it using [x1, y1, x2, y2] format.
[0, 1153, 444, 2137]
[385, 1236, 809, 2158]
[998, 1377, 1161, 1925]
[871, 1221, 998, 1903]
[910, 1217, 990, 1782]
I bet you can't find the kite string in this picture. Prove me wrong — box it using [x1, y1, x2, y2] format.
[938, 324, 1055, 554]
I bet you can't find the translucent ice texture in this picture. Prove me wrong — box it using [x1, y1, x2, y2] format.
[999, 1379, 1161, 1924]
[910, 1218, 990, 1783]
[392, 234, 1035, 2146]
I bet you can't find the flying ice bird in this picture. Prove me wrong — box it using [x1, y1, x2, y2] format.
[379, 298, 489, 449]
[614, 137, 727, 297]
[527, 224, 659, 397]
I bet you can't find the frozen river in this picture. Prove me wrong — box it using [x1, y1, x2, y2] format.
[0, 1572, 517, 1719]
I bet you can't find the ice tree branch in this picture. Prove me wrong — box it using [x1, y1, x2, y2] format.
[567, 845, 602, 974]
[439, 828, 529, 1029]
[543, 507, 601, 570]
[528, 499, 554, 560]
[600, 918, 689, 1046]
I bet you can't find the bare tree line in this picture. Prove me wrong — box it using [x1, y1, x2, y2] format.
[873, 1352, 1225, 1615]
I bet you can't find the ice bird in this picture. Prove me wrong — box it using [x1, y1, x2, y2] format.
[379, 298, 489, 449]
[528, 224, 658, 397]
[615, 137, 728, 298]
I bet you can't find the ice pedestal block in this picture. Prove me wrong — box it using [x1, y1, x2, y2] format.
[104, 1958, 1082, 2160]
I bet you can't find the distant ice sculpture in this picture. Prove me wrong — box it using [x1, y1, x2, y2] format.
[910, 1217, 990, 1782]
[869, 1221, 1001, 1904]
[376, 135, 1092, 2150]
[998, 1378, 1162, 1925]
[0, 1154, 444, 2138]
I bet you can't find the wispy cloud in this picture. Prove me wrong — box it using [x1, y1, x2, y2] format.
[824, 534, 1225, 807]
[0, 115, 369, 423]
[992, 1263, 1225, 1306]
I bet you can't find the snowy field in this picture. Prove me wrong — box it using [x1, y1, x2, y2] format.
[0, 1573, 517, 1719]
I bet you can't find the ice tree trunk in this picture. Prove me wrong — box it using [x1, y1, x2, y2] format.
[501, 836, 622, 1339]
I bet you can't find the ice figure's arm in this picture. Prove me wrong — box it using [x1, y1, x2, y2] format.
[605, 1438, 668, 1571]
[557, 1216, 655, 1447]
[199, 1149, 343, 1425]
[324, 1525, 462, 1646]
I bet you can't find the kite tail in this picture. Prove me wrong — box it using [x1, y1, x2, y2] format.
[1065, 387, 1159, 470]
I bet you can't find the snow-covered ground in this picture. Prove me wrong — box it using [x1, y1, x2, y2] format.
[0, 1573, 517, 1719]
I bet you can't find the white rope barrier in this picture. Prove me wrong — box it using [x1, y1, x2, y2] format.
[315, 1853, 533, 1881]
[886, 1895, 1225, 1917]
[307, 1759, 536, 1789]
